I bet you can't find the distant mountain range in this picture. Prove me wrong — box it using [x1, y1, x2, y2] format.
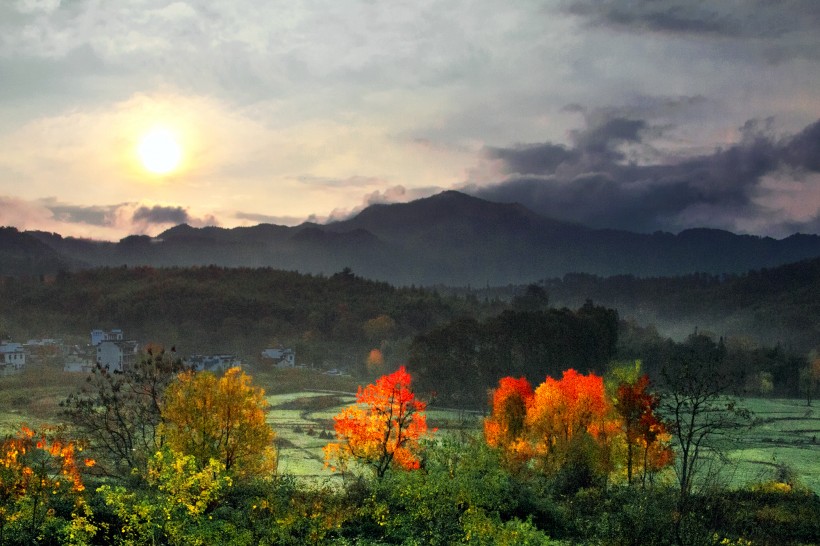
[4, 191, 820, 285]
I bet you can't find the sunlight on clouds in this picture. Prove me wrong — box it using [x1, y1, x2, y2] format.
[0, 90, 473, 237]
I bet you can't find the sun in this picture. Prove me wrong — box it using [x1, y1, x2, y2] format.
[137, 127, 182, 175]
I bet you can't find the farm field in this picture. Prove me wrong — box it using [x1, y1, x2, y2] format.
[725, 397, 820, 492]
[266, 390, 484, 479]
[269, 391, 820, 493]
[1, 366, 818, 493]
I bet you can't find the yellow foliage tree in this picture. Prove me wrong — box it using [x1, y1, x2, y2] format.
[161, 367, 276, 478]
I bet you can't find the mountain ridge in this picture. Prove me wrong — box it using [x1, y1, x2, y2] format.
[4, 191, 820, 285]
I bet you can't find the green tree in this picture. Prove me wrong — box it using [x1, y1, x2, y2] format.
[798, 353, 820, 406]
[61, 345, 188, 478]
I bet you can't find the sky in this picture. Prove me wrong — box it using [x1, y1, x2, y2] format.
[1, 0, 819, 241]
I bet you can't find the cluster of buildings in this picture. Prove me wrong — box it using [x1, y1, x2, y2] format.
[0, 328, 296, 375]
[0, 341, 27, 373]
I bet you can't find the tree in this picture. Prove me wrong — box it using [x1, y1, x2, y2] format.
[161, 367, 277, 478]
[0, 426, 96, 544]
[484, 370, 622, 489]
[526, 369, 618, 479]
[324, 366, 429, 478]
[615, 374, 673, 486]
[366, 348, 385, 376]
[363, 314, 396, 342]
[98, 449, 233, 546]
[483, 376, 533, 465]
[511, 283, 549, 312]
[61, 345, 188, 478]
[662, 352, 750, 502]
[798, 353, 820, 406]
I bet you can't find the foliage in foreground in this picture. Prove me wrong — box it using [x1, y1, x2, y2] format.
[6, 358, 817, 544]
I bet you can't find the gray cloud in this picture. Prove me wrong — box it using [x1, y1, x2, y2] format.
[564, 0, 820, 62]
[233, 211, 305, 226]
[39, 199, 119, 226]
[564, 0, 820, 38]
[132, 205, 191, 225]
[469, 116, 820, 235]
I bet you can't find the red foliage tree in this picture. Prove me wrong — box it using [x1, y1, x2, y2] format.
[324, 366, 429, 478]
[615, 374, 673, 485]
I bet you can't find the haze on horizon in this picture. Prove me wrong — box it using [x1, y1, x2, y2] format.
[1, 0, 819, 242]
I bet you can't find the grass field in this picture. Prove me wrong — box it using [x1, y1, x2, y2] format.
[1, 366, 818, 492]
[267, 390, 820, 493]
[724, 397, 820, 492]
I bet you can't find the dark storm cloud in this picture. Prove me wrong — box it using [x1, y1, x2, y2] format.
[469, 117, 820, 234]
[784, 120, 820, 172]
[132, 205, 191, 225]
[486, 144, 577, 176]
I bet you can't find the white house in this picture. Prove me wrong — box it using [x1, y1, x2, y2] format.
[91, 329, 124, 346]
[96, 340, 138, 372]
[184, 354, 241, 373]
[63, 349, 94, 373]
[0, 342, 25, 371]
[261, 347, 296, 368]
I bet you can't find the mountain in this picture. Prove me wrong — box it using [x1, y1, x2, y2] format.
[0, 227, 80, 276]
[9, 191, 820, 285]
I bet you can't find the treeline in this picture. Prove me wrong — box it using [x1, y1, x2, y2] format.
[408, 301, 618, 407]
[542, 256, 820, 352]
[2, 264, 813, 399]
[407, 307, 811, 405]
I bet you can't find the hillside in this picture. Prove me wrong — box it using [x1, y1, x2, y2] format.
[540, 256, 820, 351]
[0, 227, 80, 276]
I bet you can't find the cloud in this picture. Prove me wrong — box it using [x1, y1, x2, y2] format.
[563, 0, 820, 61]
[233, 211, 305, 226]
[130, 205, 218, 232]
[0, 196, 220, 240]
[132, 205, 190, 225]
[467, 116, 820, 236]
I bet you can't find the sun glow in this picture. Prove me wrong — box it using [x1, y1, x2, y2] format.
[137, 127, 182, 175]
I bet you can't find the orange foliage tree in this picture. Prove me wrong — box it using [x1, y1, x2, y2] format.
[526, 369, 619, 475]
[483, 376, 533, 464]
[615, 374, 674, 486]
[0, 426, 95, 542]
[161, 367, 277, 478]
[366, 348, 385, 375]
[324, 366, 429, 478]
[485, 369, 673, 485]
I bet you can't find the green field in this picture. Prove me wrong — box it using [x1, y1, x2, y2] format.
[2, 366, 818, 493]
[267, 390, 820, 493]
[724, 397, 820, 492]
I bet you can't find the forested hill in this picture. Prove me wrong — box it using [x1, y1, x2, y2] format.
[5, 191, 820, 285]
[0, 266, 498, 365]
[541, 256, 820, 351]
[0, 227, 79, 276]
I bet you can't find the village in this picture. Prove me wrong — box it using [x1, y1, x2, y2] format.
[0, 328, 296, 375]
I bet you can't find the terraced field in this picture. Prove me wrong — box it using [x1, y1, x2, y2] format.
[269, 391, 820, 493]
[2, 366, 817, 493]
[725, 398, 820, 492]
